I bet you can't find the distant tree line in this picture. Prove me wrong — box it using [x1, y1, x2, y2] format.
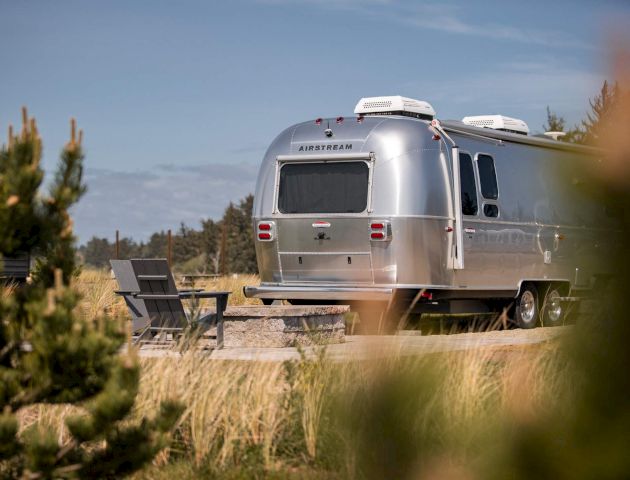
[545, 80, 625, 144]
[79, 194, 257, 274]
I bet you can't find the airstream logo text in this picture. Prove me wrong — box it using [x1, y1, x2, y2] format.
[298, 144, 353, 152]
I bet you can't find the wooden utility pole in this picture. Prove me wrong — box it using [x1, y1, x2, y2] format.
[115, 230, 120, 259]
[167, 229, 172, 267]
[219, 206, 232, 275]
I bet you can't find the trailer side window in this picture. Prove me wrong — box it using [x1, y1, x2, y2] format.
[459, 153, 478, 216]
[477, 154, 498, 200]
[483, 204, 499, 217]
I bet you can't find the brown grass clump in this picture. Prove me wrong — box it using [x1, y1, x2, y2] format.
[74, 268, 262, 319]
[75, 268, 124, 319]
[15, 270, 569, 479]
[187, 273, 261, 306]
[14, 346, 565, 478]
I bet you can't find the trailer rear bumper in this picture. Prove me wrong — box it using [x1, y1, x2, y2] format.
[243, 284, 393, 301]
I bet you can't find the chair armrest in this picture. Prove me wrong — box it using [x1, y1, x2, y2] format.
[114, 290, 139, 296]
[135, 294, 180, 300]
[177, 291, 231, 299]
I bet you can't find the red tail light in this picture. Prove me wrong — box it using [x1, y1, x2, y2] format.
[257, 221, 275, 241]
[369, 219, 391, 242]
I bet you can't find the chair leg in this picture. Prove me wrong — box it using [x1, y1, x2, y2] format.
[216, 294, 228, 349]
[133, 324, 153, 345]
[216, 313, 224, 349]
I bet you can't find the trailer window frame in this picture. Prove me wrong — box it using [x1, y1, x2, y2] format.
[474, 152, 500, 218]
[459, 151, 479, 217]
[475, 153, 499, 200]
[272, 154, 375, 217]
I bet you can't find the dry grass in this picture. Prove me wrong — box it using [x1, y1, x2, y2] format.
[187, 273, 261, 306]
[72, 268, 262, 321]
[13, 270, 568, 478]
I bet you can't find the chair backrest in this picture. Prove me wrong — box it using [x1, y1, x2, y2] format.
[110, 259, 150, 332]
[130, 258, 187, 329]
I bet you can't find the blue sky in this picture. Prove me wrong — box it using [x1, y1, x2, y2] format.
[1, 0, 628, 242]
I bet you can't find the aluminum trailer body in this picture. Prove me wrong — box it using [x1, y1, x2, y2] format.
[244, 97, 616, 327]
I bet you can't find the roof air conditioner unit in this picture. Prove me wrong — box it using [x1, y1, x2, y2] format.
[354, 95, 436, 120]
[462, 115, 529, 135]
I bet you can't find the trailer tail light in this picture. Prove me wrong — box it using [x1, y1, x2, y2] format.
[257, 221, 275, 242]
[420, 291, 433, 300]
[370, 220, 391, 242]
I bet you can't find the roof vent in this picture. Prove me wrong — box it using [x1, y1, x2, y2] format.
[544, 131, 566, 141]
[462, 115, 529, 135]
[354, 95, 436, 120]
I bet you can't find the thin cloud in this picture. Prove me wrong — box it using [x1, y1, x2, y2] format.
[257, 0, 594, 50]
[73, 163, 257, 242]
[399, 59, 604, 129]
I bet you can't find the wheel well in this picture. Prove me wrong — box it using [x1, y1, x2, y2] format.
[515, 280, 570, 299]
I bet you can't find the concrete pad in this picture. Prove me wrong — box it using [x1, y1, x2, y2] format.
[221, 305, 347, 348]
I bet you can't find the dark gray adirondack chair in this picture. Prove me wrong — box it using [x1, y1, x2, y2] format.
[110, 260, 150, 333]
[111, 258, 230, 347]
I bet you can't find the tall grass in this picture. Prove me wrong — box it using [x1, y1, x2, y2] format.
[16, 340, 566, 478]
[74, 268, 262, 320]
[7, 268, 571, 478]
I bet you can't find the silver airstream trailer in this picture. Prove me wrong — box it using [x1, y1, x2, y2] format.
[244, 96, 615, 329]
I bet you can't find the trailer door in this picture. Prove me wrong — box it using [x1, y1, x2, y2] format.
[274, 154, 374, 284]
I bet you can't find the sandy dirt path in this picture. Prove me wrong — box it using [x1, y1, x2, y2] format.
[137, 326, 569, 361]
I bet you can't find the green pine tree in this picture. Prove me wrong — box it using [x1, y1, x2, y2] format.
[0, 109, 182, 479]
[579, 80, 621, 145]
[542, 107, 582, 144]
[543, 106, 567, 133]
[81, 237, 114, 268]
[217, 195, 257, 275]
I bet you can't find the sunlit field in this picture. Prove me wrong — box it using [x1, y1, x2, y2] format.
[5, 268, 573, 479]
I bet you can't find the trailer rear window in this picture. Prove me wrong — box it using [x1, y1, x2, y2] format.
[278, 162, 369, 214]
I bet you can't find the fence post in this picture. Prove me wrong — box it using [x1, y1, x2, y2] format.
[167, 229, 172, 267]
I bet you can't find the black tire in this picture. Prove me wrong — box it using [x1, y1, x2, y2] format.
[541, 287, 565, 327]
[515, 283, 539, 329]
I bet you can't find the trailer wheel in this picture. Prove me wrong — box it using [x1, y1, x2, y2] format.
[515, 283, 539, 329]
[541, 288, 564, 327]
